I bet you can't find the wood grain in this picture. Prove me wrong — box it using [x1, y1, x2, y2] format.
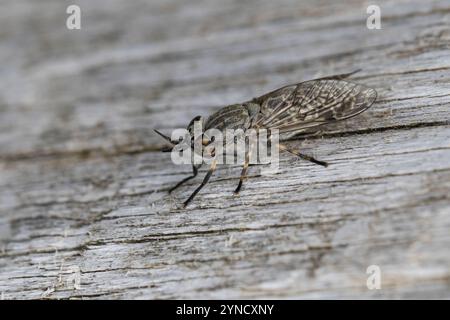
[1, 0, 450, 299]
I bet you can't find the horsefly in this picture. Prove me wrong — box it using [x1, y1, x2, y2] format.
[154, 70, 377, 207]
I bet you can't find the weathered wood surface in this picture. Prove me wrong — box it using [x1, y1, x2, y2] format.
[1, 0, 450, 299]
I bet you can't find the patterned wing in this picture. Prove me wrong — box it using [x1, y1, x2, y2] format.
[251, 79, 377, 135]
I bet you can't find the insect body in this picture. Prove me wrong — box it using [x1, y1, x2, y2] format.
[155, 70, 377, 207]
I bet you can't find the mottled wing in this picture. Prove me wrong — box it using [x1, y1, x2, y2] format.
[252, 79, 377, 135]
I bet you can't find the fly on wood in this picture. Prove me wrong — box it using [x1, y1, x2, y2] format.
[155, 70, 377, 207]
